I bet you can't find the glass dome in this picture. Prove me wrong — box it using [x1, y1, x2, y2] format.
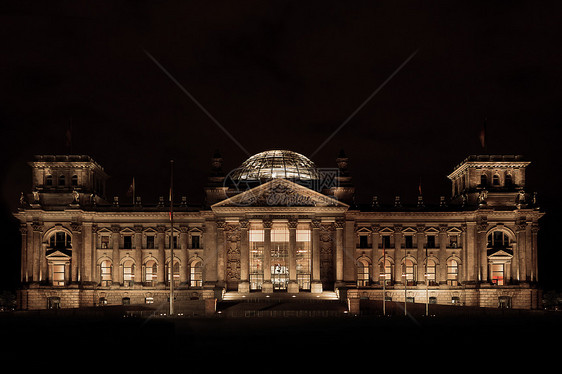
[230, 150, 319, 181]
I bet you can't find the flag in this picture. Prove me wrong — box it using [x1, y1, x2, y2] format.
[126, 178, 135, 195]
[418, 177, 422, 196]
[479, 118, 487, 148]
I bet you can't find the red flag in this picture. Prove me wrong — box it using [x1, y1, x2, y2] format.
[479, 119, 486, 148]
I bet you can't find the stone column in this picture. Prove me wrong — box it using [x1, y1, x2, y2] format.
[438, 225, 448, 284]
[238, 219, 250, 293]
[287, 218, 298, 293]
[111, 225, 121, 285]
[70, 223, 82, 283]
[20, 224, 28, 283]
[311, 219, 322, 293]
[157, 225, 166, 286]
[262, 219, 273, 292]
[179, 226, 188, 286]
[477, 218, 488, 283]
[216, 220, 226, 288]
[415, 225, 424, 285]
[32, 222, 42, 283]
[531, 223, 539, 282]
[134, 226, 143, 286]
[465, 222, 477, 283]
[335, 219, 345, 287]
[82, 222, 93, 285]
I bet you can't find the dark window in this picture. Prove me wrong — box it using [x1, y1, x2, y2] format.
[505, 174, 513, 187]
[480, 173, 488, 186]
[45, 175, 53, 186]
[427, 235, 436, 248]
[191, 235, 200, 249]
[146, 235, 155, 249]
[359, 235, 368, 248]
[405, 235, 413, 248]
[492, 174, 500, 186]
[123, 235, 132, 249]
[382, 235, 391, 249]
[71, 175, 78, 186]
[58, 175, 66, 186]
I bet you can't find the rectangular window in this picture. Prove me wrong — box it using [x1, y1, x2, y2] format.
[123, 235, 132, 249]
[491, 264, 504, 285]
[191, 235, 200, 249]
[296, 228, 311, 290]
[53, 264, 65, 286]
[146, 235, 155, 249]
[249, 228, 264, 290]
[404, 235, 413, 248]
[427, 235, 436, 248]
[449, 235, 458, 248]
[101, 235, 110, 249]
[359, 235, 368, 248]
[381, 235, 391, 249]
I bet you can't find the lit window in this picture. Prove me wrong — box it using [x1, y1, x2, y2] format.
[52, 263, 65, 286]
[167, 260, 180, 287]
[144, 260, 157, 286]
[357, 259, 370, 287]
[190, 260, 203, 287]
[447, 259, 459, 286]
[491, 263, 504, 285]
[123, 260, 135, 287]
[100, 260, 112, 286]
[426, 259, 436, 285]
[380, 259, 392, 285]
[296, 227, 311, 290]
[404, 259, 415, 285]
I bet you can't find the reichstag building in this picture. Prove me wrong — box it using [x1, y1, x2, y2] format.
[14, 150, 543, 310]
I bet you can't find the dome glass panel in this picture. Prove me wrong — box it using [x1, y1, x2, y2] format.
[231, 150, 319, 181]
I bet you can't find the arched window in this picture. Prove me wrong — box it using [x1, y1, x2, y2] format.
[380, 259, 392, 285]
[357, 259, 370, 287]
[122, 259, 135, 287]
[426, 259, 437, 285]
[492, 174, 500, 186]
[49, 231, 71, 250]
[100, 260, 112, 287]
[447, 259, 459, 286]
[144, 260, 158, 286]
[487, 231, 510, 248]
[505, 173, 513, 187]
[480, 173, 488, 187]
[403, 259, 416, 285]
[58, 174, 66, 186]
[166, 259, 180, 287]
[190, 260, 203, 287]
[45, 175, 53, 186]
[71, 175, 78, 186]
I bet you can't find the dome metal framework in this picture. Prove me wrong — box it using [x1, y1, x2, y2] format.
[230, 150, 320, 181]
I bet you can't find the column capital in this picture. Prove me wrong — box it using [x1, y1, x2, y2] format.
[262, 219, 273, 229]
[288, 218, 298, 229]
[311, 219, 321, 229]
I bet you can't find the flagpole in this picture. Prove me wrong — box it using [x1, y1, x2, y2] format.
[425, 245, 429, 317]
[382, 241, 386, 316]
[169, 160, 174, 316]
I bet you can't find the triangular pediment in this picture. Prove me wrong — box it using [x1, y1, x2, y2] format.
[212, 178, 349, 209]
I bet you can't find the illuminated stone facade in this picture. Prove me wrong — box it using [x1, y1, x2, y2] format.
[13, 152, 544, 311]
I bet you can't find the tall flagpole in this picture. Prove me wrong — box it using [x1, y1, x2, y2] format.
[382, 240, 386, 316]
[169, 160, 174, 316]
[425, 245, 429, 316]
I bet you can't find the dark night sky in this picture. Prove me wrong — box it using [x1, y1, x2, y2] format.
[1, 1, 561, 293]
